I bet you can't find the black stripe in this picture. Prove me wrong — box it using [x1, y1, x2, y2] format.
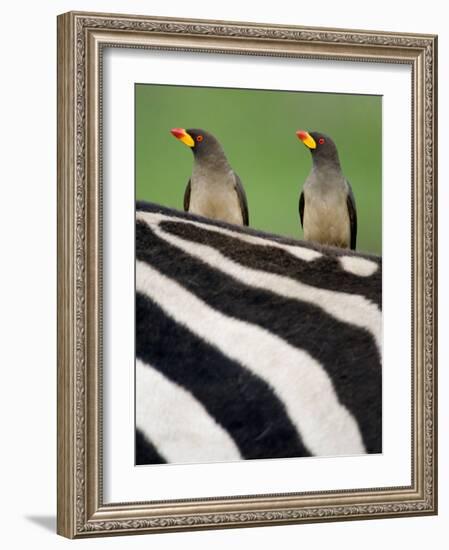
[136, 292, 311, 461]
[136, 220, 382, 453]
[161, 220, 382, 308]
[136, 428, 166, 465]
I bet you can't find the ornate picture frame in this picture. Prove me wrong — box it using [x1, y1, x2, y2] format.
[57, 11, 437, 538]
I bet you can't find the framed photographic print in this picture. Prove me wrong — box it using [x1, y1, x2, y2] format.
[57, 11, 437, 538]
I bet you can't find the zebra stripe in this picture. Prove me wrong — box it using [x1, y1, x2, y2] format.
[136, 200, 379, 277]
[136, 293, 311, 460]
[159, 212, 322, 262]
[339, 255, 379, 277]
[136, 200, 322, 260]
[136, 220, 381, 453]
[161, 219, 381, 307]
[135, 203, 382, 464]
[136, 259, 366, 457]
[136, 429, 167, 465]
[136, 211, 381, 350]
[136, 358, 242, 464]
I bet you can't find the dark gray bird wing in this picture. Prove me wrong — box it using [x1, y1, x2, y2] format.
[346, 182, 357, 250]
[183, 179, 191, 212]
[298, 191, 305, 228]
[234, 173, 249, 226]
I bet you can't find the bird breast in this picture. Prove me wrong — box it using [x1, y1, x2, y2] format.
[189, 170, 243, 226]
[303, 184, 350, 248]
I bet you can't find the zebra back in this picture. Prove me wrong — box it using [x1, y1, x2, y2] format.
[135, 201, 382, 465]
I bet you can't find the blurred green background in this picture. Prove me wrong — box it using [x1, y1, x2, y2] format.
[136, 84, 382, 255]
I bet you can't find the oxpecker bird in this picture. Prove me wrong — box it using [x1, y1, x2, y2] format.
[296, 130, 357, 250]
[170, 128, 249, 226]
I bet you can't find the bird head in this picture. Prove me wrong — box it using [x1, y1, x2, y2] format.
[170, 128, 225, 162]
[296, 130, 340, 166]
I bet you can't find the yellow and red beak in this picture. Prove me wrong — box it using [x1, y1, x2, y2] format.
[296, 130, 316, 150]
[171, 128, 195, 148]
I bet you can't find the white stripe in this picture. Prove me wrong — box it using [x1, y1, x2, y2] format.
[137, 261, 366, 457]
[137, 210, 322, 262]
[136, 359, 242, 464]
[340, 255, 379, 277]
[137, 212, 382, 352]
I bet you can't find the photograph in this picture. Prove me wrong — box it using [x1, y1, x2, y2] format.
[56, 11, 436, 537]
[135, 83, 383, 465]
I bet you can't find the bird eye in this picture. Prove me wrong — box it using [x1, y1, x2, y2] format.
[196, 135, 204, 142]
[318, 138, 325, 145]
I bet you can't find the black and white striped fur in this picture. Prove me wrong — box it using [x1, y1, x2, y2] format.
[135, 201, 382, 465]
